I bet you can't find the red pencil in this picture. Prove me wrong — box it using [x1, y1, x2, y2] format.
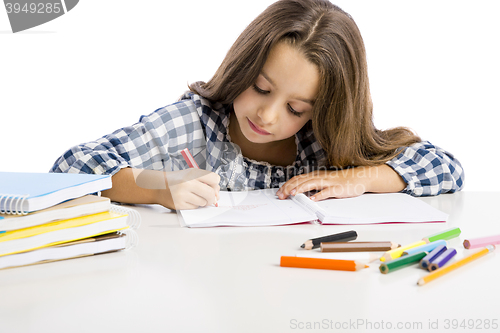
[181, 148, 200, 169]
[181, 148, 218, 207]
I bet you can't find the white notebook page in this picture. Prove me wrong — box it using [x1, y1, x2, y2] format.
[179, 189, 315, 227]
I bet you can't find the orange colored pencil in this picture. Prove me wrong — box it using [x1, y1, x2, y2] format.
[280, 256, 368, 271]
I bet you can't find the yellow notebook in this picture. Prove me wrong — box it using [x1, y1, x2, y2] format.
[0, 230, 139, 270]
[0, 205, 140, 257]
[0, 195, 111, 232]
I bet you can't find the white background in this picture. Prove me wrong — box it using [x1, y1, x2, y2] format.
[1, 0, 499, 191]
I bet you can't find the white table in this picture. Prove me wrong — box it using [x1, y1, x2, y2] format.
[1, 191, 499, 333]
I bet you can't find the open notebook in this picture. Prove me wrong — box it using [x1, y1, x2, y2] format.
[178, 189, 448, 227]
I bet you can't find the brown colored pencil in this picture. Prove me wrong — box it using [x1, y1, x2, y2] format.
[280, 256, 368, 271]
[320, 241, 400, 252]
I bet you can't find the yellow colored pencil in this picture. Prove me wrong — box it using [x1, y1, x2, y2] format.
[417, 245, 495, 286]
[380, 240, 426, 262]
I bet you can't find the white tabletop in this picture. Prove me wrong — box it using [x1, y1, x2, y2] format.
[1, 191, 499, 333]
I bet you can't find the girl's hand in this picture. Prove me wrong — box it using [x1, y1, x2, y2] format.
[162, 169, 221, 210]
[276, 165, 406, 202]
[132, 168, 220, 210]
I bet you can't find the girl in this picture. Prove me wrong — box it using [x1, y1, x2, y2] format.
[51, 0, 464, 210]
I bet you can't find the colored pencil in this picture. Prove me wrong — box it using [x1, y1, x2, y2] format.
[320, 241, 399, 252]
[300, 230, 357, 250]
[379, 251, 428, 274]
[417, 245, 496, 286]
[180, 148, 218, 207]
[280, 256, 368, 271]
[180, 148, 200, 168]
[402, 240, 447, 256]
[422, 227, 461, 243]
[429, 248, 457, 271]
[296, 252, 380, 263]
[380, 240, 426, 262]
[420, 244, 447, 269]
[463, 234, 500, 249]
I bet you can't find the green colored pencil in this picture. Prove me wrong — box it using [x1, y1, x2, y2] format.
[422, 227, 461, 243]
[379, 251, 427, 274]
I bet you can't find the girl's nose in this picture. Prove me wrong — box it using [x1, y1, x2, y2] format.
[257, 104, 279, 125]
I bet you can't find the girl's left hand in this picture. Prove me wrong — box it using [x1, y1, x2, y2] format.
[276, 165, 406, 201]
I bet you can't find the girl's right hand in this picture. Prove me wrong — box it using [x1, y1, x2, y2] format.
[161, 169, 221, 210]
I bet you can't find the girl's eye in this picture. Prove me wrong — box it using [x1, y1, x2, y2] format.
[288, 104, 302, 117]
[252, 84, 302, 117]
[252, 84, 270, 95]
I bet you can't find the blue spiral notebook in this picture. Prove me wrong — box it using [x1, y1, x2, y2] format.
[0, 172, 112, 215]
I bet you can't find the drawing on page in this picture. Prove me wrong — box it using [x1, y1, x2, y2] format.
[217, 204, 268, 211]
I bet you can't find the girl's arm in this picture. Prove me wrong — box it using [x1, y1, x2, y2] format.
[50, 98, 220, 209]
[277, 141, 464, 200]
[385, 141, 464, 196]
[276, 164, 406, 201]
[101, 168, 220, 210]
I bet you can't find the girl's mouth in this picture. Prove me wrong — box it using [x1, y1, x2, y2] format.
[247, 118, 271, 135]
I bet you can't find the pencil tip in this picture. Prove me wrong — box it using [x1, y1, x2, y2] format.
[300, 244, 305, 248]
[364, 265, 369, 268]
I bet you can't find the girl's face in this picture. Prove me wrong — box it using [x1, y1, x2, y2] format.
[233, 42, 319, 145]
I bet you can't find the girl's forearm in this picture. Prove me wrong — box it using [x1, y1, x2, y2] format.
[101, 168, 172, 207]
[363, 164, 407, 194]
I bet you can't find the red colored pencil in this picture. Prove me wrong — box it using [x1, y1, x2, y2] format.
[181, 148, 218, 207]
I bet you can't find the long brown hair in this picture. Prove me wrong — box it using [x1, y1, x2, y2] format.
[190, 0, 421, 168]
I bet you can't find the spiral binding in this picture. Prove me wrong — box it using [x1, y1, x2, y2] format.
[109, 205, 142, 230]
[120, 229, 139, 250]
[108, 205, 141, 250]
[0, 194, 29, 215]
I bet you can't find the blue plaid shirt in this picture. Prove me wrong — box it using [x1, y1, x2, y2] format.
[50, 92, 464, 196]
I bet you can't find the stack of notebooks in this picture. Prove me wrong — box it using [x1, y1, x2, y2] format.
[0, 172, 141, 270]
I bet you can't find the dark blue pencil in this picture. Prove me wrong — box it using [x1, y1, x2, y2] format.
[420, 244, 447, 269]
[429, 248, 457, 271]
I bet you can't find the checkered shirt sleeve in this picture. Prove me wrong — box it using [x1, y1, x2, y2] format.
[50, 92, 464, 196]
[386, 141, 465, 196]
[50, 99, 206, 175]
